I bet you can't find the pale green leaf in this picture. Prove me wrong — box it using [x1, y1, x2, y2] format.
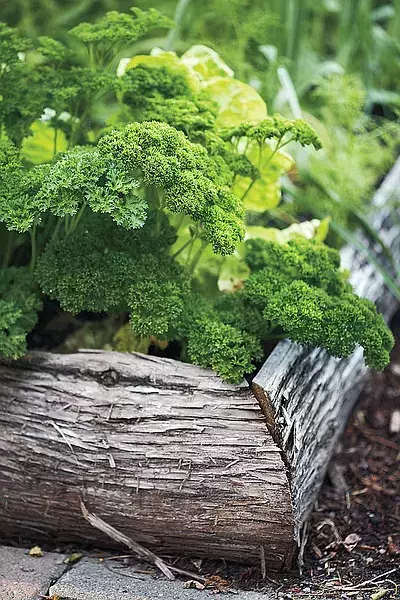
[113, 323, 151, 354]
[21, 121, 68, 165]
[202, 76, 267, 127]
[233, 146, 294, 212]
[315, 217, 331, 242]
[180, 44, 234, 80]
[245, 219, 325, 244]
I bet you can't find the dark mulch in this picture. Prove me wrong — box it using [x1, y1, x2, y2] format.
[285, 357, 400, 599]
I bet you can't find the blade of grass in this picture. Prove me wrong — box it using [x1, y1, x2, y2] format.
[303, 173, 400, 269]
[277, 66, 302, 118]
[352, 208, 397, 265]
[327, 218, 400, 301]
[286, 0, 306, 76]
[165, 0, 192, 51]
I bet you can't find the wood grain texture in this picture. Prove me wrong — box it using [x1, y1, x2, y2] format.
[252, 157, 400, 542]
[0, 350, 293, 569]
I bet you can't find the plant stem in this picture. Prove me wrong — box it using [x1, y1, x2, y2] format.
[188, 239, 208, 274]
[53, 127, 58, 157]
[184, 224, 201, 268]
[240, 135, 287, 202]
[154, 189, 165, 238]
[241, 178, 256, 202]
[175, 214, 185, 231]
[87, 43, 96, 70]
[268, 332, 289, 341]
[268, 134, 287, 163]
[2, 231, 14, 269]
[68, 203, 87, 235]
[51, 217, 63, 242]
[171, 236, 193, 259]
[64, 215, 71, 236]
[29, 225, 37, 270]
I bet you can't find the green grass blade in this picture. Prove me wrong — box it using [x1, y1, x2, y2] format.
[325, 218, 400, 301]
[165, 0, 192, 50]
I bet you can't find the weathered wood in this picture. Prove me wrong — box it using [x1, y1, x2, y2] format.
[252, 157, 400, 544]
[0, 350, 293, 569]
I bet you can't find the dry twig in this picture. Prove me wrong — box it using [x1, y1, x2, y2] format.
[80, 500, 175, 580]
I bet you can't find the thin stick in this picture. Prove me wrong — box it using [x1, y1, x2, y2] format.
[330, 567, 399, 592]
[104, 554, 207, 582]
[104, 554, 133, 561]
[80, 500, 175, 580]
[349, 567, 398, 589]
[104, 561, 143, 580]
[167, 565, 207, 582]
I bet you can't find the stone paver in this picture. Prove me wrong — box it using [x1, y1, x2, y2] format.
[0, 545, 67, 600]
[49, 558, 277, 600]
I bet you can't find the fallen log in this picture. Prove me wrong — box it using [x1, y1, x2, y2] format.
[0, 350, 294, 569]
[0, 158, 399, 570]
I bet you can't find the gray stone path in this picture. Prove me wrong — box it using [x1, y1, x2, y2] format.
[0, 545, 276, 600]
[0, 545, 67, 600]
[50, 557, 276, 600]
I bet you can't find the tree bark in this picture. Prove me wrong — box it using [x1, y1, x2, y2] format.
[252, 157, 400, 546]
[0, 350, 294, 569]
